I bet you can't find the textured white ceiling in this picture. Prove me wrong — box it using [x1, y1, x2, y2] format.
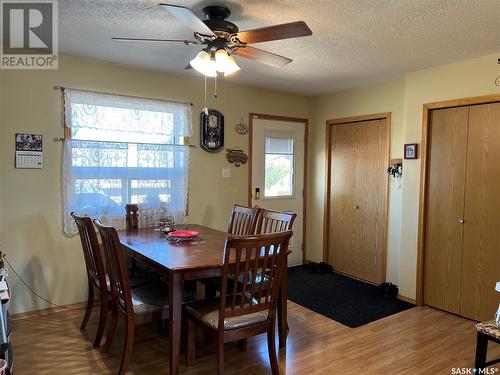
[59, 0, 500, 95]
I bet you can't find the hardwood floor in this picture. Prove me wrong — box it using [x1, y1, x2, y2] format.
[11, 302, 499, 374]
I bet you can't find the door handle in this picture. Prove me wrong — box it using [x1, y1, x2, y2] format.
[458, 218, 465, 224]
[354, 205, 360, 210]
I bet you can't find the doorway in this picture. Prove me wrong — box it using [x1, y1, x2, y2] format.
[323, 113, 391, 284]
[249, 113, 308, 266]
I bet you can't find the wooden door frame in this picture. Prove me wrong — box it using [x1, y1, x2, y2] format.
[415, 93, 500, 305]
[322, 112, 391, 284]
[248, 113, 309, 264]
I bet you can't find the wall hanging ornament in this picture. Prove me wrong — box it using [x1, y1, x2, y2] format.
[200, 108, 224, 152]
[235, 117, 248, 134]
[226, 147, 248, 167]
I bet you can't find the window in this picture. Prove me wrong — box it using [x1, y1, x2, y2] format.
[264, 137, 294, 197]
[62, 89, 192, 235]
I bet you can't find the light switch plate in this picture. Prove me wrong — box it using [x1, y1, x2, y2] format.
[222, 168, 231, 178]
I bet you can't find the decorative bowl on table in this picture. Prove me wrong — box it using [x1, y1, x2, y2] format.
[166, 230, 201, 243]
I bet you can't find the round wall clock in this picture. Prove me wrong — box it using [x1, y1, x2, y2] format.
[200, 109, 224, 152]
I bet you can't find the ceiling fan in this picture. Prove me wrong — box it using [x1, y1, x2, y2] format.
[112, 3, 312, 77]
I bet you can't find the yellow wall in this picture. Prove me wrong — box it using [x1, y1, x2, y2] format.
[399, 52, 500, 299]
[308, 79, 406, 287]
[0, 55, 311, 314]
[308, 52, 500, 300]
[2, 51, 499, 313]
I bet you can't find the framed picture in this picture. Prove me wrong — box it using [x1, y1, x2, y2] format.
[404, 143, 418, 159]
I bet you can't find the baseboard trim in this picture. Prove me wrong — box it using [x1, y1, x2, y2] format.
[11, 301, 87, 321]
[397, 294, 416, 305]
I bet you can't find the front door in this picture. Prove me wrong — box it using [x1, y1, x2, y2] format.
[250, 114, 306, 266]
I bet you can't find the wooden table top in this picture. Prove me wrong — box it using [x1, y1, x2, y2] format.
[118, 224, 227, 273]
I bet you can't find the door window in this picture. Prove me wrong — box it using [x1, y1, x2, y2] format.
[264, 137, 294, 197]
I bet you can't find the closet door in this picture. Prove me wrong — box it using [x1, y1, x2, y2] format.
[460, 102, 500, 321]
[329, 119, 389, 284]
[424, 107, 469, 314]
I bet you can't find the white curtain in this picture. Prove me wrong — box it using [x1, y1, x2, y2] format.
[62, 89, 191, 236]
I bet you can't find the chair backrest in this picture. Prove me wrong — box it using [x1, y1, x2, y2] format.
[93, 219, 132, 315]
[71, 212, 106, 287]
[227, 204, 260, 235]
[255, 209, 297, 234]
[125, 203, 139, 231]
[218, 231, 293, 326]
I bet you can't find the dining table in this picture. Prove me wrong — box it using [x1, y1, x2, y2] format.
[118, 224, 289, 375]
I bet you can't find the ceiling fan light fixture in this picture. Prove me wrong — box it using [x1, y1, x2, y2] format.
[190, 50, 217, 77]
[214, 49, 240, 76]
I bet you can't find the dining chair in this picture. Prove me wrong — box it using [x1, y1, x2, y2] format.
[94, 219, 172, 375]
[71, 212, 109, 348]
[241, 209, 296, 292]
[185, 231, 293, 375]
[213, 208, 297, 317]
[254, 209, 297, 234]
[204, 204, 261, 300]
[227, 204, 260, 235]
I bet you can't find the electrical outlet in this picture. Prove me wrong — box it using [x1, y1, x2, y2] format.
[222, 168, 231, 178]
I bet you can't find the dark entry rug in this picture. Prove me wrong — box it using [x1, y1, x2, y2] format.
[287, 265, 415, 328]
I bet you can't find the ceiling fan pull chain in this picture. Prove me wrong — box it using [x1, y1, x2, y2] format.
[203, 75, 208, 114]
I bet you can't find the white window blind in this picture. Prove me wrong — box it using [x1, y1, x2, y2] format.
[62, 89, 192, 235]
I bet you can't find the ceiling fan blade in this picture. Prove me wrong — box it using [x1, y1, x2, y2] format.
[112, 37, 199, 45]
[234, 46, 292, 68]
[235, 21, 312, 44]
[160, 3, 216, 37]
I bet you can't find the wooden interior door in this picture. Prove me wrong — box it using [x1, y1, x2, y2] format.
[460, 102, 500, 321]
[423, 107, 469, 314]
[328, 118, 389, 284]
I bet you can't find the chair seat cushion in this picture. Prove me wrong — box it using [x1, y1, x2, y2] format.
[130, 285, 194, 315]
[236, 272, 270, 291]
[131, 286, 170, 314]
[476, 320, 500, 340]
[185, 297, 269, 330]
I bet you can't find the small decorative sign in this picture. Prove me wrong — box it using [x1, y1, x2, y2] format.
[404, 143, 418, 160]
[15, 133, 43, 168]
[226, 147, 248, 167]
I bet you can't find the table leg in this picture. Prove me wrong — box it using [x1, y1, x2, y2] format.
[278, 265, 288, 348]
[169, 272, 183, 375]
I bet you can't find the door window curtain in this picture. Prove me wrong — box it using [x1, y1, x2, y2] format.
[62, 89, 192, 235]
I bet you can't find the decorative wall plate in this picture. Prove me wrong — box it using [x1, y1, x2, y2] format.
[226, 148, 248, 167]
[235, 120, 248, 135]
